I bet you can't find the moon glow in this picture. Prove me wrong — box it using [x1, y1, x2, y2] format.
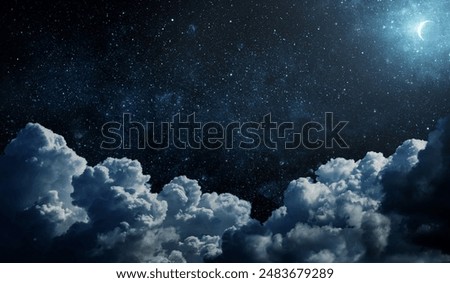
[417, 20, 432, 41]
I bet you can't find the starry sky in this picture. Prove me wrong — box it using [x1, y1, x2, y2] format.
[2, 0, 450, 221]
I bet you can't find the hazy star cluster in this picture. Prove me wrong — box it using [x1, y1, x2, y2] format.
[377, 0, 450, 78]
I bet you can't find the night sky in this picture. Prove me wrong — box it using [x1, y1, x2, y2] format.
[1, 0, 450, 262]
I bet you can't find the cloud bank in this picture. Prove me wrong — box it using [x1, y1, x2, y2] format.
[0, 121, 449, 262]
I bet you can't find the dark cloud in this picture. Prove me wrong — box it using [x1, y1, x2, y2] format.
[215, 134, 449, 262]
[0, 122, 449, 262]
[382, 118, 450, 258]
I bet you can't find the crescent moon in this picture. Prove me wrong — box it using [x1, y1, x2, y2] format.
[417, 20, 432, 41]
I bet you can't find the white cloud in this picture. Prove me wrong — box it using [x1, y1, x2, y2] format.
[0, 123, 87, 237]
[0, 121, 449, 262]
[218, 133, 441, 262]
[70, 160, 251, 262]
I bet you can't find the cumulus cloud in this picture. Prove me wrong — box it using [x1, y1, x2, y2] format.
[0, 123, 87, 261]
[216, 149, 394, 262]
[0, 123, 251, 262]
[158, 177, 251, 238]
[66, 160, 251, 262]
[216, 134, 448, 263]
[0, 121, 449, 262]
[382, 118, 450, 259]
[0, 123, 87, 222]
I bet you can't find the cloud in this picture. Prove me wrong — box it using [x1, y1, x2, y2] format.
[216, 149, 394, 262]
[216, 134, 448, 262]
[0, 122, 251, 262]
[0, 123, 87, 261]
[158, 176, 251, 238]
[67, 160, 251, 262]
[0, 121, 449, 262]
[0, 123, 87, 220]
[382, 118, 450, 259]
